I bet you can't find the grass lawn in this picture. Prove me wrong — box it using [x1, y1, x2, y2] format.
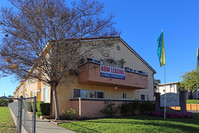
[60, 114, 199, 133]
[0, 107, 17, 133]
[187, 100, 199, 104]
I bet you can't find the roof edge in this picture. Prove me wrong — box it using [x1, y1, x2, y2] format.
[118, 38, 156, 74]
[158, 82, 180, 86]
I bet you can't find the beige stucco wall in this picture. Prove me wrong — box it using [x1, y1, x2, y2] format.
[70, 100, 126, 118]
[24, 79, 51, 102]
[88, 40, 154, 100]
[52, 39, 155, 115]
[54, 77, 146, 115]
[14, 38, 155, 117]
[25, 79, 39, 98]
[40, 82, 51, 103]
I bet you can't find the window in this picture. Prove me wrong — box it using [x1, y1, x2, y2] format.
[94, 91, 104, 98]
[73, 89, 87, 98]
[123, 93, 127, 99]
[141, 95, 145, 100]
[171, 85, 174, 88]
[43, 87, 48, 103]
[89, 91, 104, 98]
[90, 91, 94, 98]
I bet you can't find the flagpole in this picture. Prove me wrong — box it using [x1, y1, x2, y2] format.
[196, 70, 198, 113]
[164, 65, 167, 119]
[196, 48, 199, 113]
[157, 30, 166, 118]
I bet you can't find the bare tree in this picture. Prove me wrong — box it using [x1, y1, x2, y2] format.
[0, 0, 119, 119]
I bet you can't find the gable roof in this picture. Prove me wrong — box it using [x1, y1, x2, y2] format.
[64, 36, 156, 74]
[118, 37, 156, 74]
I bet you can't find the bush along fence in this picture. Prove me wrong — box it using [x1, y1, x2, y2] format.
[70, 98, 155, 118]
[0, 96, 37, 133]
[148, 112, 194, 118]
[35, 101, 50, 118]
[23, 101, 50, 118]
[100, 100, 155, 117]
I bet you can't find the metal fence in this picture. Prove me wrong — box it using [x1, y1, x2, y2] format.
[0, 96, 36, 133]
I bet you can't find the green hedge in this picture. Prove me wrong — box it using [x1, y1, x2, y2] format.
[186, 100, 199, 104]
[29, 101, 50, 116]
[100, 101, 118, 117]
[0, 99, 13, 106]
[119, 101, 155, 116]
[36, 102, 50, 116]
[40, 103, 50, 115]
[36, 101, 44, 112]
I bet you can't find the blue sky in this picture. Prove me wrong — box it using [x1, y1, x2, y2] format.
[0, 0, 199, 96]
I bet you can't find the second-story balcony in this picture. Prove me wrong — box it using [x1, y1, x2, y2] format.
[78, 61, 148, 89]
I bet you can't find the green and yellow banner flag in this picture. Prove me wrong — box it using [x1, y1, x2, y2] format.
[157, 31, 165, 67]
[197, 48, 199, 73]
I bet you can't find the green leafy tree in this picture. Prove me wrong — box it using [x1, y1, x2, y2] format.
[180, 70, 199, 98]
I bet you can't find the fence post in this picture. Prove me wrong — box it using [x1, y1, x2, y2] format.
[155, 93, 160, 112]
[32, 96, 36, 133]
[180, 90, 187, 113]
[18, 96, 23, 133]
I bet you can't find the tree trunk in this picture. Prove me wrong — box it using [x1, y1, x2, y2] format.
[190, 90, 193, 99]
[52, 86, 59, 120]
[50, 89, 53, 116]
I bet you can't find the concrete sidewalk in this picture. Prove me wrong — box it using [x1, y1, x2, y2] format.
[36, 119, 75, 133]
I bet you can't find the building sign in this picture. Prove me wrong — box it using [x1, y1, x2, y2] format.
[160, 93, 179, 107]
[100, 65, 125, 80]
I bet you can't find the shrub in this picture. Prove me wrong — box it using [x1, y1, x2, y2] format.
[119, 101, 155, 116]
[40, 103, 50, 115]
[36, 101, 44, 112]
[0, 99, 13, 106]
[36, 112, 42, 117]
[0, 99, 8, 106]
[119, 102, 134, 115]
[62, 108, 77, 120]
[148, 111, 194, 118]
[140, 102, 155, 113]
[119, 101, 140, 116]
[30, 101, 50, 116]
[101, 101, 118, 117]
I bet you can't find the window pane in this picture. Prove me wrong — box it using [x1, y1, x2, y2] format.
[97, 92, 104, 98]
[90, 91, 94, 98]
[74, 89, 80, 98]
[74, 89, 87, 98]
[43, 87, 48, 102]
[123, 93, 127, 99]
[80, 90, 87, 98]
[141, 95, 145, 100]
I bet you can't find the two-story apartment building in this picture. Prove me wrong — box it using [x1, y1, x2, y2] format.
[156, 82, 181, 95]
[14, 37, 156, 118]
